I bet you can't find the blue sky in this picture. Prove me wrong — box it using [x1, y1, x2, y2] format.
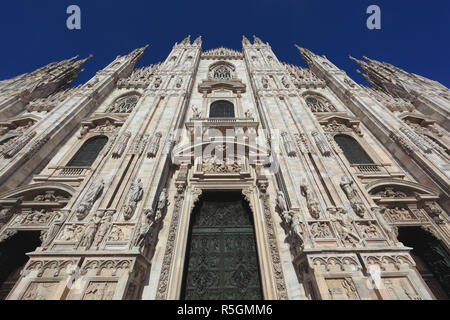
[1, 0, 449, 87]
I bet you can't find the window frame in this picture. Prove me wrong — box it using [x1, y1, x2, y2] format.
[208, 100, 236, 118]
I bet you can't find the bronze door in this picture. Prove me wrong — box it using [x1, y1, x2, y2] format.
[181, 193, 263, 300]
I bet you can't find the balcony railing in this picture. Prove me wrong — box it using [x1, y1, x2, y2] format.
[52, 166, 91, 177]
[353, 164, 383, 174]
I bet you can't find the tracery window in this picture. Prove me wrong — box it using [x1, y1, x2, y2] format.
[106, 95, 139, 113]
[67, 136, 108, 167]
[209, 100, 235, 118]
[334, 134, 374, 164]
[213, 65, 232, 80]
[305, 96, 336, 112]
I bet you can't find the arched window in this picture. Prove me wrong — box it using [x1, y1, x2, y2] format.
[305, 96, 336, 112]
[213, 65, 232, 80]
[106, 95, 139, 113]
[334, 134, 374, 164]
[209, 100, 235, 118]
[67, 136, 108, 167]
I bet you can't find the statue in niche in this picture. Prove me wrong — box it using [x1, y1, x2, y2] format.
[244, 109, 254, 119]
[157, 188, 169, 216]
[76, 179, 105, 220]
[372, 207, 398, 241]
[281, 76, 290, 88]
[93, 212, 113, 249]
[77, 211, 103, 250]
[0, 207, 13, 227]
[261, 76, 269, 88]
[42, 211, 67, 248]
[310, 222, 332, 239]
[276, 191, 288, 214]
[123, 178, 144, 220]
[330, 208, 362, 247]
[300, 183, 321, 219]
[134, 208, 161, 248]
[191, 105, 201, 119]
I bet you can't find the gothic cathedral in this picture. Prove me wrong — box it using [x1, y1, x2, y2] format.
[0, 36, 449, 300]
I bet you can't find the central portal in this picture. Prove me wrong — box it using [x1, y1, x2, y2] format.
[181, 192, 263, 300]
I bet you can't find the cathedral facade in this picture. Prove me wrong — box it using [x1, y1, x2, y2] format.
[0, 36, 449, 300]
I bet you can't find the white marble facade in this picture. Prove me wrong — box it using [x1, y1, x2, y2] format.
[0, 36, 449, 300]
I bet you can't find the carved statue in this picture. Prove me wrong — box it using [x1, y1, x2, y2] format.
[175, 76, 183, 88]
[112, 131, 131, 158]
[310, 222, 332, 239]
[276, 191, 288, 214]
[42, 211, 67, 248]
[281, 132, 297, 157]
[134, 209, 160, 248]
[202, 156, 242, 174]
[300, 183, 321, 219]
[261, 76, 269, 89]
[281, 76, 290, 88]
[330, 208, 362, 247]
[123, 178, 144, 220]
[0, 207, 13, 227]
[77, 211, 103, 250]
[244, 109, 254, 119]
[147, 132, 162, 158]
[76, 179, 105, 220]
[423, 202, 445, 224]
[24, 209, 50, 225]
[372, 207, 398, 241]
[154, 77, 162, 88]
[288, 210, 305, 254]
[93, 212, 113, 249]
[157, 188, 169, 215]
[311, 131, 331, 157]
[340, 177, 365, 218]
[191, 105, 201, 119]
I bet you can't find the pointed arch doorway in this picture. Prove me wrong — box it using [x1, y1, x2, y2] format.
[180, 192, 263, 300]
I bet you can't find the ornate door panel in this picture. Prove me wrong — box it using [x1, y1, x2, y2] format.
[182, 193, 263, 300]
